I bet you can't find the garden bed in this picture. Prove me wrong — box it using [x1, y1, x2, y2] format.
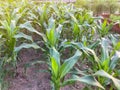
[0, 0, 120, 90]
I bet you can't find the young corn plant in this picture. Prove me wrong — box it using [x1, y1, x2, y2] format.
[0, 1, 39, 89]
[96, 19, 113, 37]
[89, 38, 120, 89]
[20, 16, 63, 49]
[0, 8, 27, 65]
[0, 1, 40, 67]
[49, 47, 105, 90]
[75, 38, 120, 89]
[28, 3, 50, 31]
[60, 40, 120, 89]
[67, 9, 96, 43]
[49, 48, 81, 90]
[91, 38, 120, 90]
[56, 41, 106, 90]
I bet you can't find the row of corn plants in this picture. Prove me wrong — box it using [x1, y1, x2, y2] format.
[0, 0, 120, 90]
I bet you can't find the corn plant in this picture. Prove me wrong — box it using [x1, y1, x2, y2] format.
[49, 47, 106, 90]
[96, 19, 113, 37]
[0, 1, 40, 89]
[49, 48, 81, 90]
[0, 7, 38, 65]
[20, 16, 63, 50]
[89, 38, 120, 90]
[65, 9, 97, 43]
[60, 39, 120, 89]
[76, 39, 120, 89]
[28, 3, 51, 31]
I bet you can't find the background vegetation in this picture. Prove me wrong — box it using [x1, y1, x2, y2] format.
[75, 0, 119, 14]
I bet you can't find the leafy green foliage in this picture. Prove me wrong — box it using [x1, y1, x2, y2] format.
[96, 19, 113, 37]
[0, 1, 120, 90]
[50, 48, 82, 90]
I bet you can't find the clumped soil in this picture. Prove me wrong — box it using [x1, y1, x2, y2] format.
[7, 49, 85, 90]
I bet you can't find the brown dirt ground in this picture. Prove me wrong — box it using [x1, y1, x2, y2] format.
[7, 49, 85, 90]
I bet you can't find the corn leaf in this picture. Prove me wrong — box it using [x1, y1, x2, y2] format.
[19, 21, 46, 42]
[14, 32, 33, 41]
[62, 75, 104, 89]
[110, 51, 120, 69]
[50, 47, 60, 66]
[60, 50, 82, 78]
[51, 57, 59, 78]
[94, 70, 120, 90]
[15, 43, 40, 52]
